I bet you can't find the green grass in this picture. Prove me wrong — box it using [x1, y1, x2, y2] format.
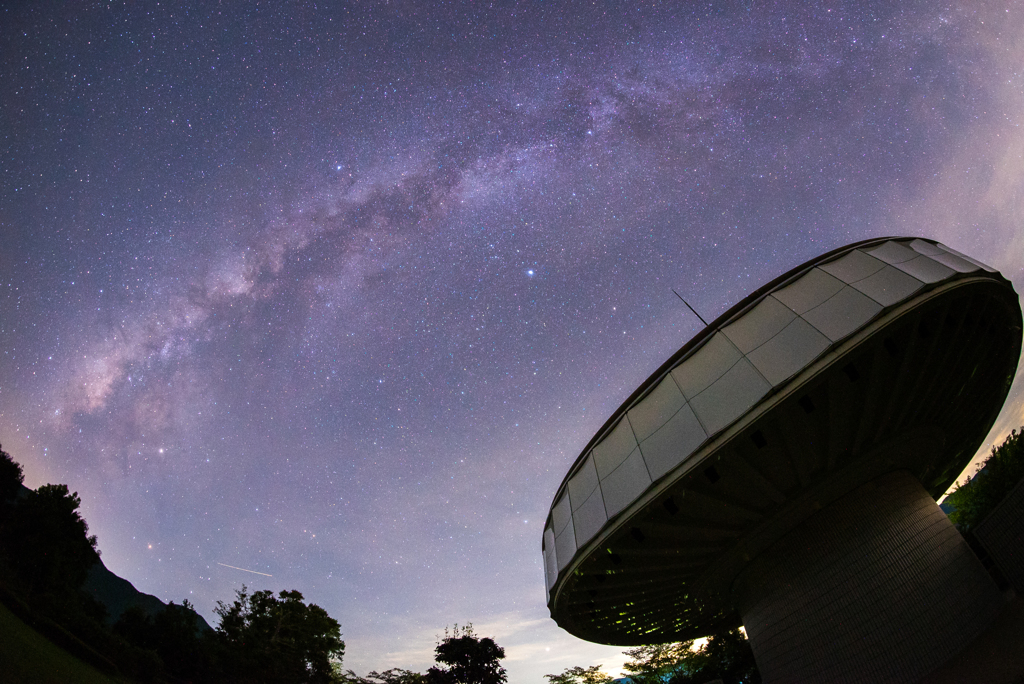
[0, 599, 126, 684]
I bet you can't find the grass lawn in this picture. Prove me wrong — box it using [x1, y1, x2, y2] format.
[0, 599, 126, 684]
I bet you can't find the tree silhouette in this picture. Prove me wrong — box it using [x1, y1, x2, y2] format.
[946, 428, 1024, 531]
[0, 483, 99, 601]
[0, 444, 23, 505]
[338, 668, 427, 683]
[620, 630, 760, 684]
[666, 629, 761, 684]
[115, 599, 215, 682]
[544, 664, 614, 684]
[215, 585, 345, 683]
[426, 624, 507, 684]
[622, 642, 694, 684]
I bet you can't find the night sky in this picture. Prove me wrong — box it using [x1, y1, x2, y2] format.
[3, 1, 1023, 680]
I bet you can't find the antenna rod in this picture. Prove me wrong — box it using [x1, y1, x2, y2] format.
[673, 289, 708, 327]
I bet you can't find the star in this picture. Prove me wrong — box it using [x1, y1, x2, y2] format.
[1, 3, 1021, 681]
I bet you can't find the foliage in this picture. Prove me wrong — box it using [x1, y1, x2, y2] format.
[425, 624, 507, 684]
[215, 584, 346, 683]
[0, 444, 25, 582]
[0, 599, 122, 684]
[665, 630, 760, 684]
[154, 599, 214, 678]
[620, 630, 760, 684]
[544, 664, 614, 684]
[0, 444, 24, 506]
[114, 599, 214, 682]
[622, 642, 694, 683]
[335, 624, 507, 684]
[0, 448, 356, 683]
[0, 483, 99, 601]
[0, 450, 170, 680]
[946, 428, 1024, 531]
[112, 605, 156, 649]
[337, 668, 427, 683]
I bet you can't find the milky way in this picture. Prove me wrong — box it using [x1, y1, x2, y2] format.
[3, 2, 1023, 679]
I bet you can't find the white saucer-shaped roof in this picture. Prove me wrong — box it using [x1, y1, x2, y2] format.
[543, 237, 1022, 645]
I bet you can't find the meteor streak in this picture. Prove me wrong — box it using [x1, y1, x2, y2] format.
[216, 562, 273, 577]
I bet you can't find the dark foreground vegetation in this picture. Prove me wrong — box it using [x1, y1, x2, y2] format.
[0, 599, 121, 683]
[545, 630, 760, 684]
[6, 429, 1020, 683]
[0, 445, 509, 683]
[0, 444, 341, 682]
[944, 428, 1024, 532]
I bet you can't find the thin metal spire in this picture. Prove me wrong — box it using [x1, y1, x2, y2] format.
[672, 289, 708, 327]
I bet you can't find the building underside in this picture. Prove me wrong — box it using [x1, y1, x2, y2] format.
[733, 470, 1001, 684]
[544, 239, 1023, 683]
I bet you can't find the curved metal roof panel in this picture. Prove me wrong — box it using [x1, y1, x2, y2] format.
[543, 237, 1022, 644]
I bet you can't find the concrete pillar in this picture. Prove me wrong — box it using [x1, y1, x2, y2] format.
[731, 470, 1001, 684]
[975, 474, 1024, 595]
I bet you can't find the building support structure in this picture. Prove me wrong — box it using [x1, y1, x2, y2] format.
[732, 471, 1001, 684]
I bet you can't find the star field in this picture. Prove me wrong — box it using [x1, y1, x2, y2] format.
[2, 2, 1024, 680]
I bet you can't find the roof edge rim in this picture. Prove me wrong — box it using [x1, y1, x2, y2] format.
[548, 236, 940, 513]
[547, 273, 1019, 614]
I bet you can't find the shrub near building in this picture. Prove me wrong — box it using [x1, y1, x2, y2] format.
[945, 429, 1024, 532]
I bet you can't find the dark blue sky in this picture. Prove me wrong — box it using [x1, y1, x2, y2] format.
[2, 1, 1022, 678]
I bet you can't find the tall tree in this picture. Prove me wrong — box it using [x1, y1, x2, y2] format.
[620, 631, 761, 684]
[426, 625, 507, 684]
[338, 669, 426, 684]
[544, 664, 614, 684]
[0, 444, 24, 505]
[153, 599, 213, 679]
[622, 642, 694, 684]
[116, 599, 216, 682]
[215, 585, 345, 684]
[666, 630, 761, 684]
[0, 483, 100, 600]
[0, 445, 24, 550]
